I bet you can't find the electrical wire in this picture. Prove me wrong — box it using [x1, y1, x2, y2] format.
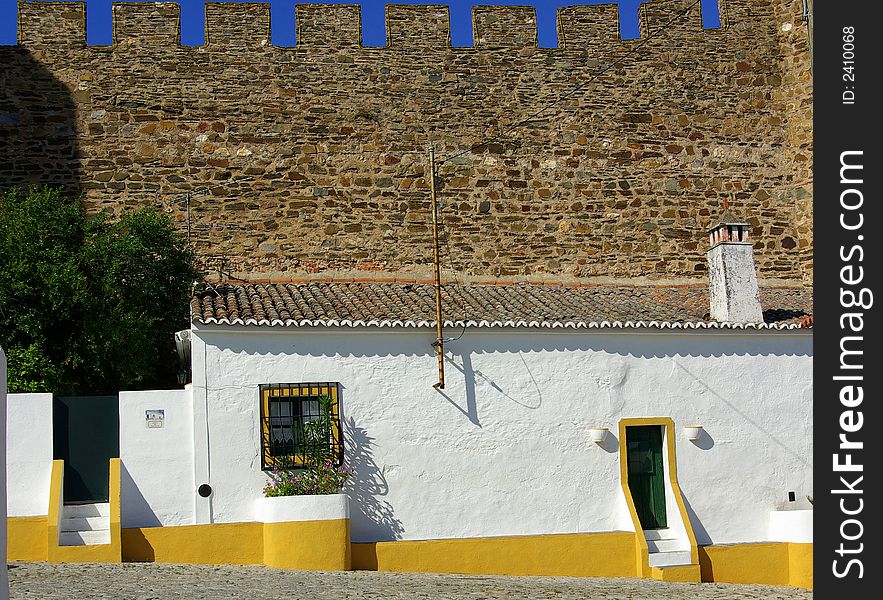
[436, 189, 468, 344]
[424, 0, 704, 334]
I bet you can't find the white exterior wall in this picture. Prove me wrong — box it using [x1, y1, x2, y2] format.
[769, 509, 813, 543]
[1, 348, 9, 600]
[660, 427, 691, 550]
[119, 389, 194, 528]
[184, 326, 813, 546]
[5, 393, 53, 518]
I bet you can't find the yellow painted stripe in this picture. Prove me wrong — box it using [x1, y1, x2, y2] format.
[46, 459, 63, 560]
[651, 564, 701, 582]
[123, 519, 350, 571]
[354, 531, 636, 578]
[264, 519, 351, 571]
[788, 543, 813, 589]
[46, 458, 122, 563]
[16, 513, 811, 590]
[617, 417, 699, 577]
[51, 542, 122, 563]
[351, 541, 379, 571]
[122, 522, 264, 564]
[7, 516, 48, 561]
[699, 542, 814, 589]
[108, 458, 122, 559]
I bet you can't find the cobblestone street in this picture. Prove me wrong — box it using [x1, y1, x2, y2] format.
[8, 562, 812, 599]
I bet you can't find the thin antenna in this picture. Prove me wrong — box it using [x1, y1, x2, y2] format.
[185, 192, 192, 244]
[429, 143, 445, 390]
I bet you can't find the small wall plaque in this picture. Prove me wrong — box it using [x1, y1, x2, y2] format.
[146, 409, 165, 429]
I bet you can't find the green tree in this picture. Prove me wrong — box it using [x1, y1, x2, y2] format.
[0, 186, 198, 395]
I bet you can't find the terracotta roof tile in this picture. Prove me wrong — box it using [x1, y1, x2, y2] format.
[191, 281, 813, 330]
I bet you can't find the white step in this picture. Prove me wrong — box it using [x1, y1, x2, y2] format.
[648, 550, 693, 568]
[643, 528, 676, 541]
[59, 529, 111, 546]
[647, 538, 685, 553]
[63, 503, 110, 518]
[61, 516, 109, 532]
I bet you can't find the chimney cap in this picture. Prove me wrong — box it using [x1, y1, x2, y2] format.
[707, 201, 749, 232]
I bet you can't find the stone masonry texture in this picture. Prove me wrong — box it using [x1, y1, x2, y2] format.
[1, 0, 813, 284]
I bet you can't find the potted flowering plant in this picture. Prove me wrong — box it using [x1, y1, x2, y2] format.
[256, 395, 352, 523]
[263, 459, 351, 497]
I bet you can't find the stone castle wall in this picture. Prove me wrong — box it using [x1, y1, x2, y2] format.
[1, 1, 812, 283]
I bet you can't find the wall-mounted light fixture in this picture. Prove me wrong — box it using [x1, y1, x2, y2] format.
[684, 425, 703, 442]
[589, 427, 609, 445]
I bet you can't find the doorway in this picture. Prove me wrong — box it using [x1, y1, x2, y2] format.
[53, 396, 120, 503]
[626, 425, 667, 530]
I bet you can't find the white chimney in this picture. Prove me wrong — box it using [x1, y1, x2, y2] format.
[706, 201, 764, 324]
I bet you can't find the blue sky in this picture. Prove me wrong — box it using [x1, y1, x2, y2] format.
[2, 0, 720, 47]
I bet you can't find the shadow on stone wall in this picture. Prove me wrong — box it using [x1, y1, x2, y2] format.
[0, 47, 81, 197]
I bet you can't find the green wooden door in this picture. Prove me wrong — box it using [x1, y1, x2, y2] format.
[626, 425, 667, 529]
[54, 396, 120, 503]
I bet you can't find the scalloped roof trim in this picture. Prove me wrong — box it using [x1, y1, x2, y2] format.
[194, 316, 808, 330]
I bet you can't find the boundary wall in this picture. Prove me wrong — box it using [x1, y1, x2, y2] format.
[2, 1, 813, 283]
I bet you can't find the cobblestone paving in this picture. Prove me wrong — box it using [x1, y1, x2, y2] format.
[9, 562, 811, 599]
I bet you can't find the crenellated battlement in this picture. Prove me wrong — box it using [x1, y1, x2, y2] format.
[14, 1, 720, 50]
[1, 0, 812, 283]
[17, 2, 86, 48]
[558, 4, 622, 48]
[205, 3, 271, 48]
[113, 3, 181, 47]
[296, 5, 361, 48]
[473, 6, 538, 48]
[386, 5, 450, 49]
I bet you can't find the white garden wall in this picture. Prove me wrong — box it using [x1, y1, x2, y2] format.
[183, 326, 812, 546]
[118, 389, 194, 528]
[1, 347, 9, 600]
[5, 393, 53, 518]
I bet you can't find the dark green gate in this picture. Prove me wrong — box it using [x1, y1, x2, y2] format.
[626, 425, 667, 530]
[53, 396, 119, 503]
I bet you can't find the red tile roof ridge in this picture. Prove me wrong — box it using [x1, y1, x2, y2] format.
[194, 280, 813, 328]
[213, 277, 803, 290]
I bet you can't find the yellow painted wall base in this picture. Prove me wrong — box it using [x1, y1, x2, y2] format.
[12, 510, 811, 590]
[264, 519, 350, 571]
[122, 522, 264, 565]
[46, 458, 122, 563]
[351, 542, 379, 571]
[49, 542, 121, 563]
[787, 543, 813, 589]
[699, 542, 813, 589]
[352, 531, 637, 578]
[7, 516, 48, 561]
[122, 518, 351, 571]
[651, 564, 701, 583]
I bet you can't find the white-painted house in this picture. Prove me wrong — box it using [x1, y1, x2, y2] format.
[6, 215, 814, 587]
[2, 347, 9, 600]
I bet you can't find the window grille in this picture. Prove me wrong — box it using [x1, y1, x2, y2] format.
[259, 382, 342, 471]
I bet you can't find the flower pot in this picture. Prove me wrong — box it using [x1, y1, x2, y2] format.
[684, 425, 703, 441]
[255, 494, 351, 571]
[255, 493, 349, 523]
[769, 509, 813, 543]
[589, 427, 609, 444]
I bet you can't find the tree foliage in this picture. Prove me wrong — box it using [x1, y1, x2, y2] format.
[0, 187, 198, 395]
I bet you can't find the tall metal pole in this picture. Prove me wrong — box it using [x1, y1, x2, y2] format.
[429, 144, 445, 390]
[185, 192, 192, 245]
[803, 0, 813, 69]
